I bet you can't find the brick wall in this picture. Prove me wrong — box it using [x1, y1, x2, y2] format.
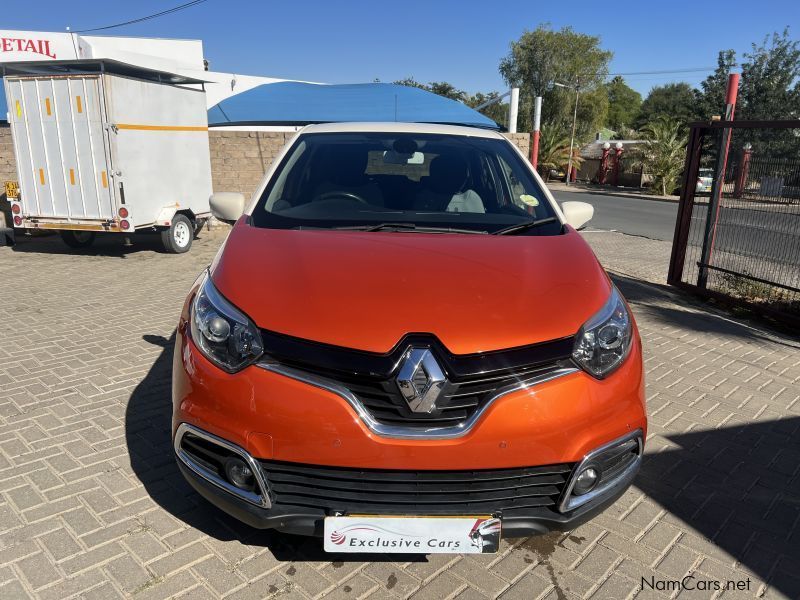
[504, 133, 531, 162]
[0, 124, 16, 185]
[209, 131, 297, 199]
[0, 127, 532, 201]
[0, 124, 16, 229]
[209, 130, 532, 198]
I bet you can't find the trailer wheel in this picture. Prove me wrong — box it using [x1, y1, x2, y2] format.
[161, 214, 193, 253]
[60, 230, 96, 249]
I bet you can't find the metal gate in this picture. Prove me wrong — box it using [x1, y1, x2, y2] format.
[668, 120, 800, 325]
[4, 75, 115, 220]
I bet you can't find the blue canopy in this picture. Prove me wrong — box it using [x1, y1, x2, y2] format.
[207, 82, 498, 129]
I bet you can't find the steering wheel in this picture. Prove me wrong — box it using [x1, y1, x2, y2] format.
[317, 191, 369, 205]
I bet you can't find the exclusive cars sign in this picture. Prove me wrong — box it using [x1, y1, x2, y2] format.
[323, 516, 501, 553]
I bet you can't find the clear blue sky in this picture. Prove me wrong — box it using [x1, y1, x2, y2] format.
[5, 0, 799, 97]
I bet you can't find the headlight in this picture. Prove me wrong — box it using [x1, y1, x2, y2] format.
[190, 273, 263, 372]
[572, 286, 632, 378]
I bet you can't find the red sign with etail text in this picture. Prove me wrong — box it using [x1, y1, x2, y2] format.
[1, 37, 58, 59]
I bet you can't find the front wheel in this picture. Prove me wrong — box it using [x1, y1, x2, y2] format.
[160, 214, 193, 254]
[60, 230, 96, 249]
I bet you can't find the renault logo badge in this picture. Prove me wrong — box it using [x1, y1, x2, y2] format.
[396, 348, 446, 413]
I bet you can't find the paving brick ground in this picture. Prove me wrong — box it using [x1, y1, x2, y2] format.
[0, 229, 798, 600]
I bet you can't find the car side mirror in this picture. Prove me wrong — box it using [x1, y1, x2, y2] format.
[210, 192, 246, 224]
[560, 201, 594, 230]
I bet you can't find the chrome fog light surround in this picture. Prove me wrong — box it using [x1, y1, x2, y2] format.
[174, 423, 271, 508]
[558, 429, 643, 513]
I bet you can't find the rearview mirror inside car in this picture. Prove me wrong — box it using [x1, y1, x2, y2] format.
[383, 150, 424, 165]
[210, 192, 246, 224]
[560, 201, 594, 230]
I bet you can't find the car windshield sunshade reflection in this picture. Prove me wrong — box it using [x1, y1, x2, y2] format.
[250, 132, 562, 235]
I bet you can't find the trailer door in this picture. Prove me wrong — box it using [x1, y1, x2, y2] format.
[5, 76, 115, 220]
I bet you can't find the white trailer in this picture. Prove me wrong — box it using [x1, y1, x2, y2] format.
[2, 59, 212, 252]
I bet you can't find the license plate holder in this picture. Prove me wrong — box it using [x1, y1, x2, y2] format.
[323, 515, 501, 554]
[4, 181, 19, 199]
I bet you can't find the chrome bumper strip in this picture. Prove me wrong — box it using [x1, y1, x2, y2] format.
[558, 429, 644, 513]
[257, 362, 579, 440]
[173, 423, 272, 509]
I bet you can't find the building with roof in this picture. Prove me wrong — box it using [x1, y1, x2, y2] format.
[207, 81, 498, 131]
[1, 29, 497, 130]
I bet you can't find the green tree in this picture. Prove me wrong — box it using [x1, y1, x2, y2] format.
[638, 116, 687, 196]
[427, 81, 467, 102]
[464, 92, 509, 128]
[737, 29, 800, 158]
[393, 77, 428, 90]
[535, 125, 583, 180]
[575, 86, 610, 139]
[694, 49, 737, 120]
[739, 28, 800, 121]
[605, 76, 642, 130]
[394, 78, 508, 127]
[634, 83, 697, 129]
[499, 24, 612, 137]
[393, 78, 467, 102]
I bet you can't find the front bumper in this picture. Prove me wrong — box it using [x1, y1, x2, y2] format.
[174, 423, 643, 538]
[172, 328, 646, 470]
[172, 302, 647, 538]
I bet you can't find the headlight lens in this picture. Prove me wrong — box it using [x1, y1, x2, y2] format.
[572, 286, 632, 378]
[190, 273, 263, 372]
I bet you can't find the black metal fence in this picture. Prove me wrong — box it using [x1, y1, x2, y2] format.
[668, 120, 800, 325]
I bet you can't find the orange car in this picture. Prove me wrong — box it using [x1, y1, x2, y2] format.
[172, 123, 646, 552]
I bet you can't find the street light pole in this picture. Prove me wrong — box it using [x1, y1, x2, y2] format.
[555, 82, 580, 186]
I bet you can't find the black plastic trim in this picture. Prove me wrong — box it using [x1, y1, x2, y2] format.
[259, 330, 575, 381]
[178, 460, 630, 539]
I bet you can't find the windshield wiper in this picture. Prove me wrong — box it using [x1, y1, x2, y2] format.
[334, 223, 487, 234]
[492, 216, 560, 235]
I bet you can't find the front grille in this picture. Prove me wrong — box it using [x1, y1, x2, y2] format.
[259, 331, 575, 429]
[261, 461, 574, 515]
[332, 363, 570, 426]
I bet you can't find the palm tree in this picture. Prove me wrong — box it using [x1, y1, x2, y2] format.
[639, 116, 687, 196]
[536, 127, 583, 181]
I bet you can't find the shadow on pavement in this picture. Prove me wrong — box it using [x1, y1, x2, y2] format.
[125, 332, 419, 563]
[125, 288, 800, 581]
[635, 418, 800, 597]
[611, 273, 800, 349]
[9, 231, 185, 257]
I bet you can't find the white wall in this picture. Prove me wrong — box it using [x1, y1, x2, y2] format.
[1, 29, 312, 110]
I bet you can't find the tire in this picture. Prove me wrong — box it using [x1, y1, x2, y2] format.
[60, 230, 96, 249]
[160, 214, 194, 254]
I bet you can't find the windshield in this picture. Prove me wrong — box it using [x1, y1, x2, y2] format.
[251, 132, 561, 234]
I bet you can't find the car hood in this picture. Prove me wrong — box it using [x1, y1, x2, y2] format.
[211, 220, 612, 354]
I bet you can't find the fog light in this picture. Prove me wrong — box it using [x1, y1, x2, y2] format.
[573, 467, 600, 496]
[224, 457, 255, 491]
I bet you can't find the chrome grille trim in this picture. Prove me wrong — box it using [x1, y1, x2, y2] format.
[257, 362, 579, 440]
[558, 429, 643, 513]
[174, 423, 272, 508]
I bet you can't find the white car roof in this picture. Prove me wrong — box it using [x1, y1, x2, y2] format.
[299, 121, 505, 139]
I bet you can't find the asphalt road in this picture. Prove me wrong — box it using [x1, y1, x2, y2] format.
[552, 190, 678, 240]
[552, 190, 799, 284]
